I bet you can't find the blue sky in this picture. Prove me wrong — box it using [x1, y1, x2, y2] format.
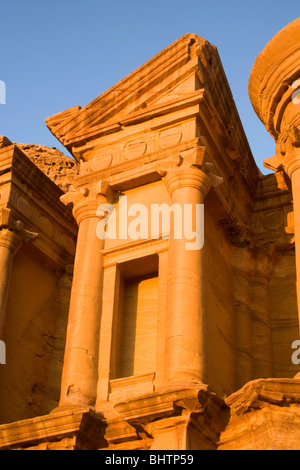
[0, 1, 299, 173]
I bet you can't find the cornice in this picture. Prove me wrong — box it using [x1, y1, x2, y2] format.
[45, 33, 255, 176]
[0, 407, 105, 450]
[45, 34, 205, 148]
[44, 34, 260, 238]
[0, 144, 78, 267]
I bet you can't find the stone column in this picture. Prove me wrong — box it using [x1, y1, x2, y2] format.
[280, 134, 300, 331]
[58, 181, 111, 409]
[0, 229, 22, 338]
[157, 149, 222, 386]
[264, 128, 300, 332]
[248, 18, 300, 334]
[0, 211, 37, 339]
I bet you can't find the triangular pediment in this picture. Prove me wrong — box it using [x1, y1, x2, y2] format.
[45, 34, 211, 151]
[45, 31, 254, 175]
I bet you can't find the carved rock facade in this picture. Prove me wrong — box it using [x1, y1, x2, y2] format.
[0, 21, 300, 450]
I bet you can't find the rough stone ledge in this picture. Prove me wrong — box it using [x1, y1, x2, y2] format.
[113, 385, 229, 450]
[0, 406, 105, 450]
[218, 377, 300, 450]
[2, 380, 300, 450]
[225, 377, 300, 415]
[114, 384, 226, 423]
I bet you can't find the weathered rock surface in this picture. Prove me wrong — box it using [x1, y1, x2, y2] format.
[16, 143, 79, 191]
[218, 378, 300, 450]
[0, 18, 300, 451]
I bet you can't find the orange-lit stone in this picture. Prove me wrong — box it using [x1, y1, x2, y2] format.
[0, 21, 300, 450]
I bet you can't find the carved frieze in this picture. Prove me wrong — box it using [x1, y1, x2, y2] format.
[79, 123, 194, 177]
[158, 127, 182, 148]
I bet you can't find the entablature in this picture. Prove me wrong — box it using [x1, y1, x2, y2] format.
[0, 143, 77, 267]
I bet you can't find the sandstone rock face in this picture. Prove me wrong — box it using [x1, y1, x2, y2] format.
[17, 143, 79, 191]
[0, 143, 77, 425]
[219, 378, 300, 450]
[0, 20, 300, 451]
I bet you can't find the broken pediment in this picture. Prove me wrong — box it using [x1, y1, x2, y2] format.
[45, 34, 207, 149]
[45, 33, 250, 168]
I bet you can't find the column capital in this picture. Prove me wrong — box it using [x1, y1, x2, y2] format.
[265, 150, 300, 181]
[164, 167, 212, 198]
[0, 229, 22, 254]
[60, 180, 111, 225]
[154, 146, 223, 197]
[264, 125, 300, 178]
[282, 150, 300, 179]
[0, 208, 38, 253]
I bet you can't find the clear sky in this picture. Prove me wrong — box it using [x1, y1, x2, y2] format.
[0, 1, 299, 173]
